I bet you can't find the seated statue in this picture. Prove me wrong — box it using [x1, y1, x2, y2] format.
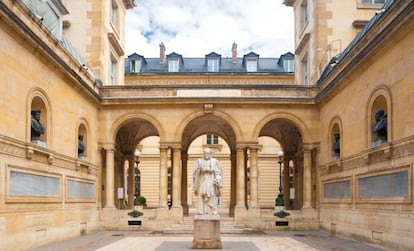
[30, 110, 45, 140]
[78, 134, 86, 157]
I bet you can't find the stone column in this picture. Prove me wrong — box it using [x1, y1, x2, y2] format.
[302, 148, 312, 209]
[159, 146, 168, 208]
[105, 146, 115, 208]
[236, 147, 245, 208]
[249, 146, 259, 208]
[172, 146, 182, 208]
[128, 155, 135, 208]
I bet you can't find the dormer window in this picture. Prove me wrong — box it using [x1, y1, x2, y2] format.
[206, 52, 221, 72]
[168, 59, 180, 72]
[208, 59, 219, 72]
[130, 59, 142, 73]
[283, 58, 294, 72]
[278, 52, 295, 73]
[167, 53, 183, 72]
[246, 59, 257, 72]
[243, 52, 259, 72]
[127, 53, 146, 74]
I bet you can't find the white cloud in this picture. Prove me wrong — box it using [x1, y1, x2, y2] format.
[125, 0, 294, 58]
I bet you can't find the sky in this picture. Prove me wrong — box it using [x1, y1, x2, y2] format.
[125, 0, 294, 59]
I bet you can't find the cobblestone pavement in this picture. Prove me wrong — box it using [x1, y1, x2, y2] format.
[29, 231, 390, 251]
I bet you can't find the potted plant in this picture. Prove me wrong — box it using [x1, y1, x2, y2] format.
[134, 196, 147, 206]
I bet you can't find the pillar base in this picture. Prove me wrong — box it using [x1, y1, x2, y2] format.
[192, 214, 222, 249]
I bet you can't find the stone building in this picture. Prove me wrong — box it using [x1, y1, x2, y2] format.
[0, 0, 413, 250]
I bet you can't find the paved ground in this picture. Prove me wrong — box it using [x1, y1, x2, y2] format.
[28, 231, 391, 251]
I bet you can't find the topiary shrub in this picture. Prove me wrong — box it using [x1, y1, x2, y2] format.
[134, 196, 147, 205]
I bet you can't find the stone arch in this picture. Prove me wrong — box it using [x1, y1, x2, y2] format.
[176, 110, 242, 151]
[366, 85, 392, 147]
[253, 112, 311, 143]
[110, 113, 165, 144]
[255, 113, 312, 210]
[26, 87, 52, 146]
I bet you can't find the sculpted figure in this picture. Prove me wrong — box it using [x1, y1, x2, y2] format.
[372, 109, 387, 142]
[78, 134, 85, 157]
[30, 110, 44, 140]
[332, 133, 340, 157]
[193, 148, 222, 215]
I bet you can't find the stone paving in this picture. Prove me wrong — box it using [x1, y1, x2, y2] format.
[29, 231, 390, 251]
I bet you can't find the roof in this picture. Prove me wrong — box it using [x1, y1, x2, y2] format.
[125, 51, 294, 75]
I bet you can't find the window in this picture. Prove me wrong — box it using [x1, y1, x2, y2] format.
[246, 59, 257, 72]
[130, 59, 141, 73]
[109, 56, 117, 85]
[362, 0, 385, 4]
[208, 59, 219, 72]
[168, 59, 180, 72]
[301, 0, 308, 26]
[283, 59, 294, 72]
[206, 134, 218, 145]
[302, 56, 308, 85]
[111, 1, 118, 27]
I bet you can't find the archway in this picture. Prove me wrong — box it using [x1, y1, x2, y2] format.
[109, 118, 160, 209]
[180, 114, 237, 216]
[259, 118, 303, 209]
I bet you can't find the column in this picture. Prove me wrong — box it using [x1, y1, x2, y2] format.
[236, 147, 245, 208]
[249, 146, 259, 208]
[302, 149, 312, 209]
[105, 146, 115, 208]
[128, 155, 135, 208]
[172, 146, 182, 208]
[159, 146, 168, 207]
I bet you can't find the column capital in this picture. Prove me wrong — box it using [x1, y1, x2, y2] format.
[99, 143, 115, 151]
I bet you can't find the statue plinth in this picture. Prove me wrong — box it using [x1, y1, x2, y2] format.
[31, 139, 46, 147]
[192, 214, 222, 249]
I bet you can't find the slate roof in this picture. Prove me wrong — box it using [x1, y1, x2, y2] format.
[125, 51, 294, 75]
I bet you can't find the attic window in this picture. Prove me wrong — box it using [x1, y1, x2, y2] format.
[168, 58, 180, 72]
[283, 58, 294, 72]
[208, 58, 219, 72]
[246, 58, 257, 72]
[130, 59, 141, 73]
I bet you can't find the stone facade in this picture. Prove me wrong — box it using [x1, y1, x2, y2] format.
[0, 1, 413, 251]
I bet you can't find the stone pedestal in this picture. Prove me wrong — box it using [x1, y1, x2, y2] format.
[192, 214, 222, 249]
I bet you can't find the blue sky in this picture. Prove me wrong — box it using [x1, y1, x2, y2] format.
[125, 0, 294, 58]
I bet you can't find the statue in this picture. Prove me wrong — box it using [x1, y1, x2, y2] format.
[193, 148, 222, 215]
[332, 133, 340, 158]
[78, 134, 85, 157]
[372, 109, 387, 143]
[30, 110, 44, 140]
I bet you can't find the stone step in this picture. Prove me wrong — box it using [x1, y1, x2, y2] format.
[163, 215, 250, 234]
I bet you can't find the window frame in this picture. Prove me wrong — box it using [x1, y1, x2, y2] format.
[168, 58, 180, 72]
[246, 58, 258, 72]
[207, 58, 219, 72]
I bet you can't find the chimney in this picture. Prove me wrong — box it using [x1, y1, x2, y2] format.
[159, 42, 166, 64]
[232, 42, 237, 64]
